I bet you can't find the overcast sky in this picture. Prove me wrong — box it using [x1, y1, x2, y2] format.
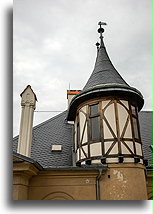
[13, 0, 151, 137]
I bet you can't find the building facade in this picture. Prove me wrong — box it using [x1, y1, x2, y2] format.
[13, 23, 152, 200]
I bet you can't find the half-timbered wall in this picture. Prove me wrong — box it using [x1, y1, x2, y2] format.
[74, 98, 143, 165]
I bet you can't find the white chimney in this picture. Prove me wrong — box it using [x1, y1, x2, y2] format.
[17, 85, 37, 157]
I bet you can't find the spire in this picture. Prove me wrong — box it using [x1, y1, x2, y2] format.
[83, 21, 129, 91]
[67, 23, 144, 121]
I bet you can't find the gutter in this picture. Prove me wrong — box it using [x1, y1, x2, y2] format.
[96, 169, 102, 200]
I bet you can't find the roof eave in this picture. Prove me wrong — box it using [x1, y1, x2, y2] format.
[67, 84, 144, 121]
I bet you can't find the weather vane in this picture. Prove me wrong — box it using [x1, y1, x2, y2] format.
[97, 21, 107, 47]
[98, 21, 107, 28]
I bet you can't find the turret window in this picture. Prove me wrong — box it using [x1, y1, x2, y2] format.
[91, 117, 100, 141]
[133, 117, 139, 139]
[131, 105, 140, 140]
[90, 103, 98, 116]
[89, 104, 100, 141]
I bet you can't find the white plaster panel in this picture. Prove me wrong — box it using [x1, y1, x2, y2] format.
[124, 141, 134, 153]
[104, 103, 116, 136]
[103, 120, 113, 138]
[102, 100, 111, 109]
[109, 143, 118, 154]
[90, 142, 101, 157]
[135, 142, 142, 156]
[121, 143, 131, 154]
[92, 160, 101, 164]
[105, 141, 114, 154]
[124, 121, 132, 138]
[82, 145, 88, 154]
[123, 158, 134, 163]
[79, 111, 86, 141]
[81, 105, 87, 114]
[80, 150, 86, 159]
[117, 103, 128, 135]
[80, 145, 88, 159]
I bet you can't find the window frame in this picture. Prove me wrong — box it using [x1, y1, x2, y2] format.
[89, 102, 101, 142]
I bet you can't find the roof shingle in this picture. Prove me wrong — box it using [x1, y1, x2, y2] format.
[13, 111, 73, 168]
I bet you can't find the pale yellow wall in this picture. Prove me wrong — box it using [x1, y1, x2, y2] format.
[146, 171, 153, 200]
[101, 163, 148, 200]
[13, 161, 150, 200]
[28, 170, 98, 200]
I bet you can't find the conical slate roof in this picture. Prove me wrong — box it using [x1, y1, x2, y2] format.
[67, 24, 144, 121]
[83, 39, 129, 91]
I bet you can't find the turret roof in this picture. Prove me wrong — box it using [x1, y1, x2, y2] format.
[83, 38, 129, 91]
[67, 23, 144, 120]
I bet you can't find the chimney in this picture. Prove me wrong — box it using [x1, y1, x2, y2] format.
[17, 85, 37, 157]
[67, 90, 81, 106]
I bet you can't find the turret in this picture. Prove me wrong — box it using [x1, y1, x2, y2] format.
[67, 22, 147, 199]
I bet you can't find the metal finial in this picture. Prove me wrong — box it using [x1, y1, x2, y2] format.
[97, 21, 107, 46]
[96, 42, 100, 47]
[95, 42, 100, 51]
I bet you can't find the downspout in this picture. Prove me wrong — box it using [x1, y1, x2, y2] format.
[96, 169, 102, 200]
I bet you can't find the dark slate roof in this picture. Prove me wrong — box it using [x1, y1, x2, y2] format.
[139, 111, 152, 167]
[13, 111, 74, 168]
[67, 37, 144, 120]
[13, 111, 152, 168]
[83, 40, 129, 91]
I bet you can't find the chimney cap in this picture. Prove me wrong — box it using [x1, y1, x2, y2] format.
[20, 85, 37, 101]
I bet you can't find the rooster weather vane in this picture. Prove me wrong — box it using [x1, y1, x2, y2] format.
[96, 21, 107, 48]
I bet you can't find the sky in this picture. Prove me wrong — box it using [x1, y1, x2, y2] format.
[13, 0, 151, 137]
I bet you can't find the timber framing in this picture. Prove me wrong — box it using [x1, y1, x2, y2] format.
[75, 96, 144, 164]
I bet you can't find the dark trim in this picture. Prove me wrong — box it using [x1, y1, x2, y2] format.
[13, 151, 43, 170]
[120, 115, 130, 138]
[44, 165, 108, 170]
[96, 169, 102, 200]
[76, 154, 144, 163]
[67, 84, 144, 121]
[122, 140, 134, 154]
[114, 100, 121, 154]
[105, 141, 116, 155]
